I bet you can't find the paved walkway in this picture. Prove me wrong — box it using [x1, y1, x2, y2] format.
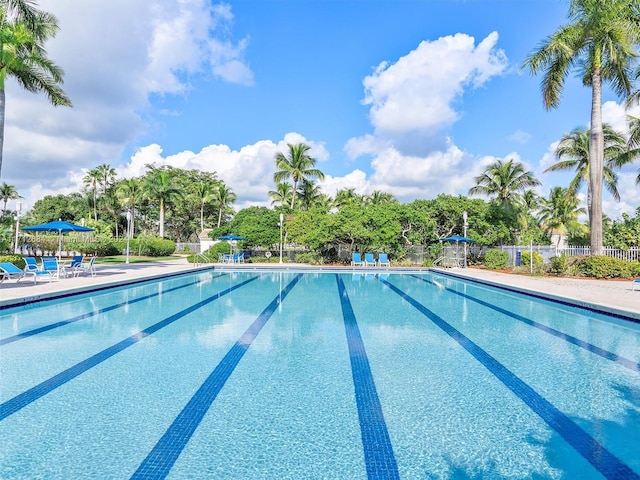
[0, 260, 637, 320]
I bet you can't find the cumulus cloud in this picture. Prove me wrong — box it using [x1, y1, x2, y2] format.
[2, 0, 253, 208]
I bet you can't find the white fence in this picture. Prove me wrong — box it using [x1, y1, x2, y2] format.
[496, 245, 640, 265]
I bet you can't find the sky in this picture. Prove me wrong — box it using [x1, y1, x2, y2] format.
[3, 0, 640, 221]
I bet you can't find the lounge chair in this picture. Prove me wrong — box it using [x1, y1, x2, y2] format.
[364, 253, 376, 267]
[74, 256, 97, 277]
[351, 252, 363, 266]
[42, 256, 60, 280]
[377, 253, 390, 267]
[24, 256, 40, 273]
[633, 279, 640, 291]
[61, 255, 84, 278]
[0, 262, 51, 284]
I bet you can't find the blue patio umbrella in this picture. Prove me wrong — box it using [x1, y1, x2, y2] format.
[23, 220, 94, 259]
[441, 235, 475, 243]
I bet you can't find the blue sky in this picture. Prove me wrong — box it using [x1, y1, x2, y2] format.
[4, 0, 639, 220]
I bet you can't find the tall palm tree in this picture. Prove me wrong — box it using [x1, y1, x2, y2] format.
[83, 168, 101, 221]
[538, 186, 586, 247]
[116, 178, 142, 237]
[212, 183, 237, 228]
[513, 188, 541, 232]
[546, 125, 627, 211]
[268, 182, 293, 208]
[142, 169, 183, 238]
[193, 181, 215, 232]
[0, 8, 72, 178]
[468, 158, 541, 213]
[622, 115, 640, 185]
[0, 180, 19, 212]
[273, 143, 325, 210]
[524, 0, 640, 255]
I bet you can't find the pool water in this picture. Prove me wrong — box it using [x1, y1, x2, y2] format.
[1, 270, 639, 479]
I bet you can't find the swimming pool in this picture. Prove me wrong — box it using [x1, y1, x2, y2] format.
[1, 269, 639, 479]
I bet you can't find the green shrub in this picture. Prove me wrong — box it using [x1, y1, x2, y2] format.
[548, 254, 569, 275]
[519, 251, 545, 274]
[294, 252, 323, 265]
[575, 256, 633, 278]
[117, 237, 176, 257]
[0, 254, 25, 269]
[75, 239, 120, 256]
[483, 249, 510, 270]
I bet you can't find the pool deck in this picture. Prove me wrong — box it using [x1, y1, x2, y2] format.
[0, 259, 638, 320]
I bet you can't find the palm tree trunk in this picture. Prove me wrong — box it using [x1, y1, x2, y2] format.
[217, 207, 222, 228]
[290, 180, 298, 210]
[159, 199, 165, 238]
[0, 87, 5, 180]
[589, 71, 604, 256]
[200, 204, 204, 232]
[93, 189, 97, 221]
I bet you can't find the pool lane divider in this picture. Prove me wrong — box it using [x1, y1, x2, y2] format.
[130, 273, 303, 480]
[413, 274, 640, 374]
[336, 275, 400, 480]
[0, 275, 259, 422]
[0, 273, 227, 347]
[380, 276, 640, 480]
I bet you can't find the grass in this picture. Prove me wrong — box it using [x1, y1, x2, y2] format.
[97, 255, 184, 265]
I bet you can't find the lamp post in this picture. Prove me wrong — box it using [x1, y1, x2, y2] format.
[14, 202, 21, 254]
[462, 210, 468, 268]
[279, 213, 284, 264]
[125, 210, 131, 265]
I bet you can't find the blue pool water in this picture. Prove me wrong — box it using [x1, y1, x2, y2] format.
[1, 269, 639, 479]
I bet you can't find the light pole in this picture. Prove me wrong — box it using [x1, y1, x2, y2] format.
[125, 210, 131, 265]
[279, 213, 284, 264]
[14, 202, 21, 254]
[462, 210, 468, 268]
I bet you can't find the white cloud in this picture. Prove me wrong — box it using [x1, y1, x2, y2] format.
[2, 0, 253, 208]
[509, 129, 532, 144]
[360, 32, 507, 149]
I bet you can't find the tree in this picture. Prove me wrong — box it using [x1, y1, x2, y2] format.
[268, 182, 293, 208]
[142, 169, 183, 238]
[0, 7, 72, 178]
[273, 143, 324, 210]
[193, 181, 215, 232]
[83, 168, 101, 221]
[212, 183, 237, 228]
[363, 190, 398, 206]
[621, 115, 640, 185]
[524, 0, 640, 255]
[297, 179, 327, 211]
[538, 186, 586, 246]
[546, 125, 627, 208]
[116, 178, 142, 237]
[0, 180, 18, 212]
[468, 158, 541, 213]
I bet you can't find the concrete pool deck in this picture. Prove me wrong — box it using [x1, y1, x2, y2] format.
[0, 258, 638, 320]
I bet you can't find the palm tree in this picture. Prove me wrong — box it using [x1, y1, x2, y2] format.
[333, 188, 362, 209]
[513, 188, 541, 232]
[622, 115, 640, 185]
[268, 182, 293, 208]
[83, 168, 101, 221]
[0, 8, 72, 178]
[0, 181, 19, 213]
[142, 169, 183, 238]
[116, 178, 142, 237]
[363, 190, 398, 206]
[468, 158, 541, 213]
[273, 143, 325, 210]
[212, 183, 237, 228]
[546, 125, 627, 210]
[297, 179, 325, 211]
[524, 0, 640, 255]
[538, 186, 586, 247]
[193, 181, 215, 232]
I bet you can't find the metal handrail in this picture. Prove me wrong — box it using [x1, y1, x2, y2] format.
[193, 253, 210, 267]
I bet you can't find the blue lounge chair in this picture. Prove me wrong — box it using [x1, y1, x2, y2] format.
[0, 262, 51, 284]
[633, 279, 640, 291]
[75, 256, 97, 277]
[24, 256, 40, 273]
[62, 255, 84, 278]
[42, 256, 60, 280]
[364, 253, 376, 267]
[351, 252, 363, 266]
[377, 253, 390, 267]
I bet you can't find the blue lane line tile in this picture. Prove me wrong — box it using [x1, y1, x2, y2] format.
[336, 275, 400, 480]
[381, 277, 640, 480]
[0, 276, 258, 422]
[130, 273, 303, 480]
[0, 273, 226, 347]
[412, 274, 640, 373]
